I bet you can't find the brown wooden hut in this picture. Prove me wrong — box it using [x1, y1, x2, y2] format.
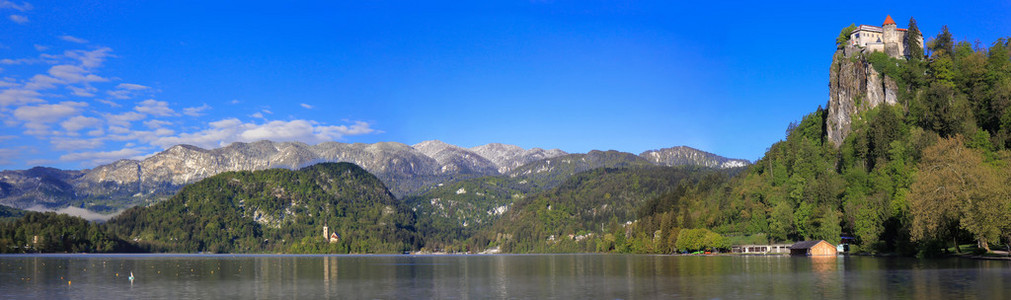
[789, 240, 837, 256]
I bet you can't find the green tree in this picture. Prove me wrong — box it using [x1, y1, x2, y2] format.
[928, 25, 954, 57]
[905, 17, 923, 61]
[909, 137, 1010, 252]
[836, 23, 857, 49]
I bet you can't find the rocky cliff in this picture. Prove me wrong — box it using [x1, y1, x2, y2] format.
[826, 45, 900, 147]
[470, 143, 568, 174]
[639, 146, 750, 169]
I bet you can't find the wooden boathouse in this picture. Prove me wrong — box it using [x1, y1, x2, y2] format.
[789, 240, 838, 256]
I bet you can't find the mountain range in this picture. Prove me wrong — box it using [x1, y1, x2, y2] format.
[0, 140, 749, 213]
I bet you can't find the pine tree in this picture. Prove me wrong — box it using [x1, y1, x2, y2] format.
[905, 17, 923, 61]
[930, 25, 954, 57]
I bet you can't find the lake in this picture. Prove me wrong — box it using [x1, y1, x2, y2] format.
[1, 254, 1009, 299]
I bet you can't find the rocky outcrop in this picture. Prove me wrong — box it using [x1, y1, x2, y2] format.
[413, 140, 499, 175]
[827, 45, 899, 147]
[639, 146, 750, 169]
[469, 143, 567, 173]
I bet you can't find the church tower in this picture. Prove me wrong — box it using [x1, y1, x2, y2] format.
[323, 224, 329, 240]
[882, 15, 901, 58]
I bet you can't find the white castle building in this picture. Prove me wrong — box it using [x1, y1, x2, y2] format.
[848, 15, 923, 59]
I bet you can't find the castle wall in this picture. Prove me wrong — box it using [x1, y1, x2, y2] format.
[865, 43, 885, 54]
[883, 24, 901, 57]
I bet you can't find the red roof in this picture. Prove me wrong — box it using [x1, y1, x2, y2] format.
[896, 28, 907, 32]
[883, 15, 896, 26]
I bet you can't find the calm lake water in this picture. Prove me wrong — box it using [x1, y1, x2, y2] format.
[1, 254, 1009, 299]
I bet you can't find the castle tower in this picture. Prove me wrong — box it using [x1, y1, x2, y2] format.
[882, 15, 901, 58]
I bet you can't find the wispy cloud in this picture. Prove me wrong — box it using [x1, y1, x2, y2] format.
[143, 119, 172, 128]
[107, 82, 150, 99]
[8, 14, 26, 24]
[183, 103, 211, 117]
[0, 148, 19, 165]
[0, 37, 381, 169]
[0, 1, 33, 11]
[12, 101, 88, 136]
[59, 115, 101, 134]
[59, 147, 146, 166]
[59, 35, 88, 44]
[151, 119, 375, 149]
[134, 99, 176, 117]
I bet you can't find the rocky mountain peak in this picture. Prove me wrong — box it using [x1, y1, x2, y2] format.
[413, 140, 498, 175]
[470, 143, 568, 174]
[639, 146, 750, 169]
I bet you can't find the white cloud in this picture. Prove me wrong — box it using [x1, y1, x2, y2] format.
[104, 111, 144, 127]
[117, 83, 148, 90]
[134, 99, 176, 116]
[107, 83, 149, 99]
[9, 14, 26, 24]
[300, 103, 313, 109]
[0, 1, 33, 11]
[13, 101, 86, 123]
[151, 118, 376, 149]
[183, 103, 210, 116]
[0, 148, 17, 165]
[60, 115, 101, 132]
[0, 88, 42, 107]
[50, 137, 103, 150]
[12, 101, 87, 135]
[65, 47, 112, 68]
[67, 85, 97, 97]
[24, 74, 60, 90]
[60, 35, 88, 44]
[230, 99, 240, 104]
[97, 99, 120, 107]
[143, 119, 171, 128]
[250, 112, 264, 119]
[33, 44, 47, 51]
[0, 57, 44, 65]
[59, 147, 145, 166]
[48, 64, 107, 84]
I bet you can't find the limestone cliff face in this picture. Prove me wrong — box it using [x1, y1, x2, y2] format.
[827, 45, 899, 147]
[470, 143, 568, 174]
[639, 146, 750, 169]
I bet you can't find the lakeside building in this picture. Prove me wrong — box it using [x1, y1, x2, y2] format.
[323, 224, 340, 243]
[730, 244, 792, 254]
[790, 240, 838, 256]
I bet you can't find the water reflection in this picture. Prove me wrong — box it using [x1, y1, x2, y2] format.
[1, 254, 1010, 299]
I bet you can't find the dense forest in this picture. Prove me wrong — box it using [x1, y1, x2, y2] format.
[456, 19, 1011, 256]
[1, 21, 1009, 256]
[101, 163, 422, 254]
[626, 20, 1011, 255]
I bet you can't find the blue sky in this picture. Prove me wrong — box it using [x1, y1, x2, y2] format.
[1, 1, 1009, 170]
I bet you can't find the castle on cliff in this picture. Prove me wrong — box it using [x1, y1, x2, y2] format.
[847, 15, 923, 59]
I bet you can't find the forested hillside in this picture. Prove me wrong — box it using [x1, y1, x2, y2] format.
[619, 22, 1011, 255]
[476, 166, 738, 253]
[104, 163, 422, 253]
[457, 22, 1011, 256]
